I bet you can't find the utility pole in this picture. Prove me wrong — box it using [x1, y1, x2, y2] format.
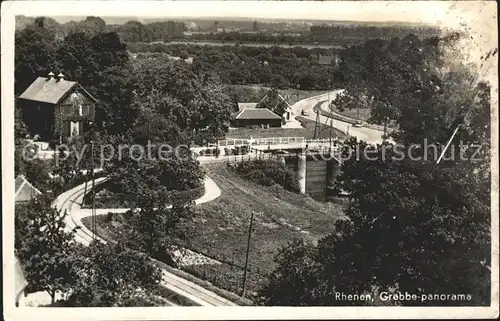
[329, 117, 333, 153]
[241, 211, 255, 298]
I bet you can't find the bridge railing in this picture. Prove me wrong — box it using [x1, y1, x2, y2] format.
[217, 136, 340, 148]
[223, 136, 306, 147]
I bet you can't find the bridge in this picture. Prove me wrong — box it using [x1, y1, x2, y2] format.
[192, 136, 341, 156]
[193, 136, 344, 199]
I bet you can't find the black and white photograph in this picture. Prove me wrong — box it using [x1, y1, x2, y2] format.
[2, 0, 498, 319]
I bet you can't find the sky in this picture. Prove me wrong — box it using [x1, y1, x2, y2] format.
[2, 1, 497, 81]
[2, 1, 495, 28]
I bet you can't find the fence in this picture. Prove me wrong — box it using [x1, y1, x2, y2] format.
[221, 136, 337, 147]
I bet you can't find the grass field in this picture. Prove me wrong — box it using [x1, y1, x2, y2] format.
[84, 163, 347, 300]
[225, 116, 347, 140]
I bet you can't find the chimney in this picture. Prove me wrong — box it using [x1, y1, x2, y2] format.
[57, 72, 65, 81]
[47, 71, 55, 80]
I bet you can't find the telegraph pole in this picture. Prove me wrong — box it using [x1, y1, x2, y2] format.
[329, 117, 333, 153]
[241, 211, 255, 297]
[313, 110, 320, 140]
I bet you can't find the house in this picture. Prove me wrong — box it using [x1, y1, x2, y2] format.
[15, 175, 42, 203]
[252, 91, 295, 123]
[276, 93, 294, 122]
[17, 72, 98, 143]
[231, 108, 282, 128]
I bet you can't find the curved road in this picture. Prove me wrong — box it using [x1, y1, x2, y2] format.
[52, 177, 236, 306]
[292, 90, 386, 145]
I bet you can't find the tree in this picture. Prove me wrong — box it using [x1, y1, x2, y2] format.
[261, 140, 490, 306]
[261, 33, 491, 307]
[15, 195, 80, 303]
[132, 57, 233, 140]
[14, 17, 58, 95]
[66, 241, 162, 307]
[104, 141, 202, 263]
[252, 20, 259, 32]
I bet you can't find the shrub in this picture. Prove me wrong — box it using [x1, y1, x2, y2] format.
[233, 159, 300, 193]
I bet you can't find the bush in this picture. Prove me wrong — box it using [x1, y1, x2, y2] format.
[199, 148, 220, 157]
[225, 146, 249, 156]
[106, 212, 114, 222]
[233, 159, 300, 193]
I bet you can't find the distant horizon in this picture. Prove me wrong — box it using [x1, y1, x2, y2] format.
[7, 0, 485, 30]
[23, 15, 438, 27]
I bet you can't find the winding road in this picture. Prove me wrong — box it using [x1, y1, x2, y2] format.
[292, 90, 385, 145]
[50, 90, 384, 306]
[52, 177, 236, 306]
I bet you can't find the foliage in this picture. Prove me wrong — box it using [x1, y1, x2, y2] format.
[14, 17, 59, 95]
[104, 140, 203, 263]
[259, 239, 324, 306]
[233, 159, 300, 193]
[16, 15, 185, 44]
[333, 33, 491, 147]
[131, 57, 234, 139]
[128, 42, 341, 90]
[15, 195, 80, 302]
[260, 33, 491, 307]
[309, 24, 440, 44]
[261, 141, 490, 306]
[14, 195, 163, 307]
[66, 241, 162, 307]
[176, 24, 439, 46]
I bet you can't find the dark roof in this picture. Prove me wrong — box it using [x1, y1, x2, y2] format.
[318, 55, 336, 65]
[234, 108, 282, 120]
[18, 76, 98, 104]
[15, 175, 42, 203]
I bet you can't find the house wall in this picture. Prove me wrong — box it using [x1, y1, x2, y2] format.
[18, 101, 55, 142]
[231, 119, 282, 128]
[55, 89, 96, 141]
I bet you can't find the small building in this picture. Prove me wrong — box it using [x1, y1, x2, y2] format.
[17, 72, 98, 143]
[276, 93, 294, 122]
[231, 108, 282, 128]
[15, 175, 42, 203]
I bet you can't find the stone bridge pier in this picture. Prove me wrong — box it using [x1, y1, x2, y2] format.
[283, 152, 342, 201]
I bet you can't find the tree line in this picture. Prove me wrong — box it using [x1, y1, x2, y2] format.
[15, 15, 185, 42]
[309, 24, 442, 44]
[129, 42, 342, 90]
